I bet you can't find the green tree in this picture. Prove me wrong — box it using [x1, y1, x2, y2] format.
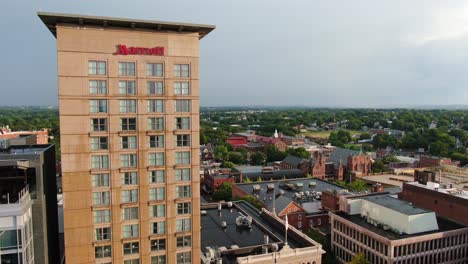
[243, 177, 252, 183]
[212, 182, 232, 201]
[214, 145, 228, 161]
[221, 161, 235, 169]
[349, 253, 370, 264]
[251, 151, 266, 165]
[359, 133, 371, 140]
[286, 147, 311, 159]
[265, 144, 287, 162]
[348, 180, 369, 192]
[371, 160, 385, 173]
[228, 151, 245, 164]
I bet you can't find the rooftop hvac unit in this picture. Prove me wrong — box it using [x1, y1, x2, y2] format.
[227, 202, 233, 208]
[296, 183, 304, 188]
[201, 210, 207, 216]
[309, 182, 317, 187]
[252, 185, 261, 191]
[279, 190, 285, 195]
[221, 221, 227, 228]
[267, 184, 275, 190]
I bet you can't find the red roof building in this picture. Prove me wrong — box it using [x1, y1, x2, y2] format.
[226, 136, 248, 149]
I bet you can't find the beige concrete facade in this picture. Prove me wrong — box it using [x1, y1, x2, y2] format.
[45, 14, 214, 263]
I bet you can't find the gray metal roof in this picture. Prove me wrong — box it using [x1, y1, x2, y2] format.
[282, 155, 307, 167]
[37, 12, 215, 39]
[361, 195, 430, 215]
[327, 147, 360, 166]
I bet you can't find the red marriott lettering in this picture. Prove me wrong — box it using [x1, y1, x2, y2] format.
[115, 44, 164, 56]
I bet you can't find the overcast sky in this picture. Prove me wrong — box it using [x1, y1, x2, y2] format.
[1, 0, 468, 107]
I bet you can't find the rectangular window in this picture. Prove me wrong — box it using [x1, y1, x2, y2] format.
[176, 218, 191, 232]
[175, 186, 191, 199]
[149, 170, 165, 183]
[176, 252, 191, 264]
[124, 259, 140, 264]
[90, 137, 108, 150]
[149, 153, 164, 166]
[122, 207, 139, 221]
[150, 239, 166, 252]
[94, 227, 111, 241]
[121, 136, 137, 149]
[119, 80, 136, 95]
[176, 235, 191, 248]
[175, 169, 190, 181]
[121, 171, 138, 185]
[150, 221, 166, 235]
[174, 82, 190, 95]
[89, 61, 106, 75]
[95, 245, 111, 259]
[121, 189, 138, 203]
[149, 187, 165, 201]
[119, 62, 136, 76]
[92, 173, 110, 187]
[148, 99, 164, 112]
[90, 99, 108, 113]
[177, 202, 191, 215]
[149, 135, 164, 148]
[150, 204, 166, 218]
[121, 154, 137, 168]
[148, 117, 164, 130]
[119, 99, 136, 112]
[121, 118, 137, 131]
[175, 117, 190, 130]
[93, 209, 110, 224]
[174, 64, 189, 77]
[92, 155, 109, 169]
[91, 118, 107, 132]
[175, 151, 190, 165]
[147, 63, 164, 77]
[176, 135, 190, 147]
[93, 191, 110, 206]
[122, 224, 139, 238]
[151, 255, 166, 264]
[175, 100, 190, 112]
[89, 80, 107, 94]
[123, 241, 139, 255]
[147, 81, 164, 95]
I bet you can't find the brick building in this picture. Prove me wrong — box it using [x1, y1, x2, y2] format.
[418, 155, 460, 168]
[226, 136, 248, 149]
[0, 126, 49, 144]
[203, 168, 236, 193]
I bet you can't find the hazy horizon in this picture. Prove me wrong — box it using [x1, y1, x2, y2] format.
[1, 1, 468, 107]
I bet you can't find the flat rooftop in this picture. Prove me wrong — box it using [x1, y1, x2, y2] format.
[360, 195, 430, 216]
[37, 12, 215, 39]
[236, 178, 346, 214]
[363, 174, 414, 188]
[335, 212, 466, 240]
[405, 181, 468, 200]
[0, 145, 53, 156]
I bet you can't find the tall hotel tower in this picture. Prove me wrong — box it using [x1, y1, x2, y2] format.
[39, 12, 214, 263]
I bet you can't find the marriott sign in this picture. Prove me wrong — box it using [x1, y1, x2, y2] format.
[115, 44, 164, 56]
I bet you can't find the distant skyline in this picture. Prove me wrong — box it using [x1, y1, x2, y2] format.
[1, 0, 468, 107]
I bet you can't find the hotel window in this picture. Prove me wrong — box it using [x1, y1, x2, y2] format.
[89, 80, 107, 94]
[94, 227, 111, 241]
[121, 171, 138, 185]
[174, 64, 189, 77]
[177, 202, 191, 215]
[175, 100, 190, 112]
[148, 99, 164, 113]
[149, 187, 165, 201]
[150, 239, 166, 252]
[150, 170, 165, 183]
[176, 135, 190, 147]
[149, 135, 164, 148]
[119, 62, 136, 76]
[150, 204, 166, 218]
[148, 117, 164, 130]
[119, 99, 136, 113]
[93, 209, 110, 224]
[176, 252, 191, 264]
[91, 155, 109, 169]
[90, 99, 107, 113]
[175, 186, 191, 198]
[147, 63, 164, 77]
[119, 81, 136, 96]
[175, 151, 190, 165]
[91, 118, 107, 132]
[121, 136, 137, 149]
[149, 153, 164, 166]
[151, 256, 166, 264]
[174, 82, 190, 95]
[93, 191, 110, 206]
[121, 154, 137, 168]
[92, 173, 110, 187]
[177, 235, 191, 248]
[148, 81, 164, 95]
[90, 137, 108, 151]
[175, 218, 191, 232]
[124, 259, 140, 264]
[89, 61, 106, 75]
[95, 245, 111, 259]
[122, 207, 139, 221]
[121, 118, 137, 131]
[175, 117, 190, 130]
[123, 241, 139, 255]
[150, 221, 166, 235]
[175, 168, 190, 181]
[122, 224, 139, 238]
[121, 189, 138, 203]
